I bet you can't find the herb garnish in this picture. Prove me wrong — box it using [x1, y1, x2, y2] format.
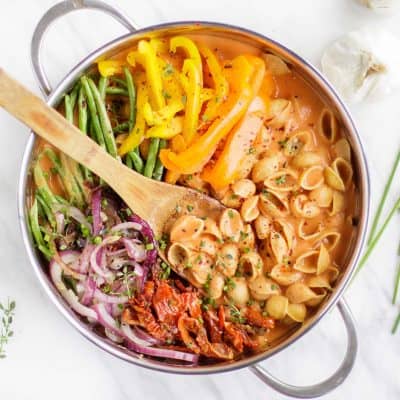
[229, 304, 246, 324]
[160, 262, 171, 280]
[0, 299, 16, 359]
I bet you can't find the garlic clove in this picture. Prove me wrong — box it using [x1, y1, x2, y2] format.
[321, 27, 400, 103]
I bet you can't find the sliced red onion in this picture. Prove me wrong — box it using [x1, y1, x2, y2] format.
[105, 328, 123, 343]
[94, 289, 128, 304]
[90, 236, 120, 280]
[122, 238, 146, 262]
[125, 340, 199, 363]
[109, 256, 130, 270]
[81, 277, 96, 306]
[91, 188, 102, 235]
[120, 323, 155, 347]
[50, 260, 97, 320]
[52, 204, 92, 233]
[111, 221, 142, 233]
[78, 243, 95, 273]
[55, 212, 65, 234]
[133, 327, 163, 346]
[92, 303, 121, 335]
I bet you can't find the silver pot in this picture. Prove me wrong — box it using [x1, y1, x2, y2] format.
[18, 1, 370, 397]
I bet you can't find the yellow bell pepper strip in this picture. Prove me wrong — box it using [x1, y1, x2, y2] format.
[97, 60, 124, 77]
[118, 74, 148, 156]
[146, 116, 184, 139]
[199, 45, 229, 121]
[165, 134, 187, 183]
[127, 41, 165, 110]
[201, 113, 264, 189]
[170, 36, 203, 84]
[149, 38, 169, 54]
[181, 58, 202, 145]
[200, 88, 214, 104]
[159, 55, 264, 175]
[143, 100, 184, 126]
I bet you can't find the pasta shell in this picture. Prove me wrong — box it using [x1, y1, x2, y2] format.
[170, 215, 205, 242]
[270, 264, 303, 286]
[318, 108, 338, 143]
[264, 168, 299, 192]
[219, 208, 244, 242]
[274, 219, 295, 250]
[287, 303, 307, 322]
[305, 289, 327, 307]
[238, 224, 256, 251]
[248, 276, 281, 300]
[240, 251, 263, 281]
[265, 99, 292, 129]
[203, 217, 223, 240]
[291, 151, 322, 168]
[266, 295, 289, 319]
[316, 244, 331, 275]
[309, 185, 333, 208]
[217, 243, 239, 277]
[324, 157, 353, 191]
[189, 252, 214, 286]
[333, 138, 351, 161]
[263, 53, 290, 75]
[290, 194, 320, 218]
[209, 273, 225, 299]
[196, 235, 218, 256]
[240, 195, 260, 222]
[314, 230, 341, 251]
[252, 155, 283, 183]
[259, 190, 290, 218]
[227, 277, 250, 306]
[167, 242, 192, 272]
[299, 165, 324, 190]
[254, 214, 272, 239]
[306, 266, 339, 290]
[221, 190, 242, 208]
[293, 250, 319, 273]
[286, 282, 325, 305]
[284, 130, 313, 156]
[297, 218, 323, 240]
[329, 190, 345, 216]
[232, 179, 256, 198]
[270, 231, 289, 264]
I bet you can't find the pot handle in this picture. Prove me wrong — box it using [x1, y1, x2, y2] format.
[31, 0, 138, 96]
[249, 298, 357, 399]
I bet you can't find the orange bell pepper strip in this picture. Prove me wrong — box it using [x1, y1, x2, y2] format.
[127, 41, 165, 110]
[199, 45, 229, 121]
[97, 60, 125, 77]
[160, 55, 265, 176]
[201, 112, 264, 189]
[181, 59, 202, 145]
[118, 74, 148, 156]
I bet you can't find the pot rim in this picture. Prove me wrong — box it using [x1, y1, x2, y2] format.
[17, 20, 370, 375]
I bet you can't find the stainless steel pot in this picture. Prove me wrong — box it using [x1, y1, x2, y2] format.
[17, 1, 370, 397]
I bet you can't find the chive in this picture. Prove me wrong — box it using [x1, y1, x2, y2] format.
[367, 150, 400, 245]
[393, 261, 400, 304]
[354, 196, 400, 279]
[391, 310, 400, 334]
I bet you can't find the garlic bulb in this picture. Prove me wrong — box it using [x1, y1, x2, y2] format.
[357, 0, 400, 13]
[321, 27, 400, 103]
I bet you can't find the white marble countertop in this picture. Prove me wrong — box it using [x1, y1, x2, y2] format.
[1, 0, 400, 399]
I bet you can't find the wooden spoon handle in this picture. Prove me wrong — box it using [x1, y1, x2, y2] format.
[0, 68, 156, 220]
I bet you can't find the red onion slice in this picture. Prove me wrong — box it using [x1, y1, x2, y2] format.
[111, 221, 142, 233]
[122, 238, 146, 262]
[55, 212, 65, 234]
[133, 327, 163, 346]
[94, 289, 128, 304]
[92, 303, 121, 335]
[50, 260, 97, 320]
[81, 277, 96, 306]
[52, 204, 92, 233]
[120, 323, 155, 347]
[90, 236, 120, 280]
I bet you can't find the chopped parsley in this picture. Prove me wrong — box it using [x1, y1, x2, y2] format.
[275, 175, 286, 185]
[242, 247, 250, 254]
[200, 240, 206, 248]
[162, 90, 172, 100]
[223, 277, 236, 292]
[145, 243, 154, 250]
[247, 147, 256, 155]
[228, 210, 235, 219]
[158, 233, 169, 250]
[203, 273, 212, 294]
[186, 204, 194, 212]
[163, 63, 174, 76]
[229, 304, 247, 324]
[278, 138, 288, 149]
[160, 262, 171, 280]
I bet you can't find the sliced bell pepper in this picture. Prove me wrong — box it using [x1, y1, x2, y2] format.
[119, 73, 148, 156]
[159, 55, 264, 175]
[127, 41, 165, 110]
[201, 112, 264, 189]
[180, 59, 202, 145]
[143, 100, 184, 126]
[97, 60, 124, 77]
[199, 45, 229, 121]
[146, 116, 184, 139]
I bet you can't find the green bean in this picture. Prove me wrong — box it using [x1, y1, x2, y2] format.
[143, 138, 160, 178]
[110, 77, 128, 87]
[392, 311, 400, 334]
[81, 76, 106, 148]
[113, 121, 130, 133]
[78, 86, 88, 133]
[87, 77, 118, 158]
[36, 189, 56, 228]
[29, 199, 52, 259]
[106, 87, 129, 96]
[64, 94, 73, 123]
[54, 195, 69, 205]
[98, 76, 108, 101]
[367, 150, 400, 245]
[129, 149, 144, 173]
[125, 153, 133, 169]
[152, 139, 167, 180]
[124, 67, 136, 131]
[69, 83, 80, 111]
[43, 148, 63, 177]
[58, 153, 85, 207]
[33, 163, 57, 206]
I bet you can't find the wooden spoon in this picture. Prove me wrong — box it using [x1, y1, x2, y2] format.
[0, 69, 224, 273]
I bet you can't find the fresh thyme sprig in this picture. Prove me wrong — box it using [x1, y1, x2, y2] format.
[0, 299, 16, 359]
